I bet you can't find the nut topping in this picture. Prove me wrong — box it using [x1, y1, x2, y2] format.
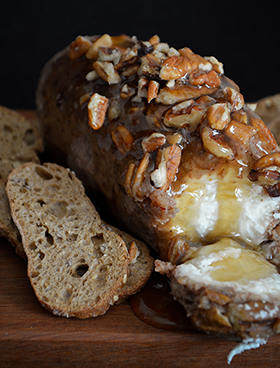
[124, 153, 150, 200]
[128, 241, 140, 264]
[93, 61, 121, 84]
[189, 70, 221, 88]
[159, 56, 192, 81]
[201, 126, 234, 160]
[87, 93, 109, 130]
[151, 144, 182, 191]
[207, 103, 231, 130]
[68, 36, 92, 60]
[111, 125, 134, 154]
[223, 87, 244, 111]
[156, 84, 218, 105]
[142, 132, 166, 153]
[147, 80, 160, 103]
[250, 117, 278, 153]
[86, 34, 113, 59]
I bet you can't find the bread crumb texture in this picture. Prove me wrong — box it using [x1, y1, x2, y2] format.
[6, 162, 130, 318]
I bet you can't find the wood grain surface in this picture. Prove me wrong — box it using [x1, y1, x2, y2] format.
[1, 111, 280, 368]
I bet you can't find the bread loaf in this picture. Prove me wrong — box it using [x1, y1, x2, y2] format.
[36, 34, 280, 342]
[6, 162, 130, 318]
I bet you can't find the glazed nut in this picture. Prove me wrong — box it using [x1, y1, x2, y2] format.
[85, 70, 99, 81]
[224, 120, 257, 145]
[149, 35, 160, 45]
[93, 61, 121, 84]
[128, 241, 140, 264]
[151, 144, 182, 191]
[201, 126, 234, 160]
[189, 69, 221, 88]
[142, 132, 166, 153]
[250, 117, 278, 152]
[159, 56, 192, 80]
[111, 125, 134, 154]
[253, 152, 280, 171]
[98, 46, 122, 65]
[204, 56, 224, 74]
[156, 84, 217, 105]
[147, 80, 160, 103]
[87, 93, 109, 130]
[68, 36, 92, 61]
[231, 110, 248, 125]
[124, 153, 150, 199]
[179, 47, 212, 72]
[86, 34, 113, 59]
[207, 103, 231, 130]
[223, 87, 244, 111]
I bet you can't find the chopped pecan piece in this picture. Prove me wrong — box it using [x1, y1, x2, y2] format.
[98, 46, 122, 65]
[201, 126, 234, 160]
[151, 144, 182, 191]
[128, 241, 140, 264]
[138, 53, 163, 79]
[111, 125, 134, 154]
[207, 103, 231, 130]
[148, 35, 160, 45]
[68, 36, 92, 60]
[142, 132, 166, 153]
[223, 86, 244, 111]
[250, 117, 278, 153]
[156, 84, 217, 105]
[159, 56, 192, 80]
[179, 47, 212, 72]
[124, 153, 150, 200]
[147, 80, 160, 103]
[253, 152, 280, 171]
[204, 56, 224, 74]
[189, 69, 221, 88]
[224, 120, 257, 145]
[93, 61, 121, 84]
[87, 93, 109, 130]
[86, 34, 113, 59]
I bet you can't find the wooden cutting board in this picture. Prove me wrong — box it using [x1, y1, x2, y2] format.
[1, 111, 280, 368]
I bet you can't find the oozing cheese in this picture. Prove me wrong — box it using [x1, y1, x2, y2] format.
[175, 238, 280, 300]
[170, 168, 280, 248]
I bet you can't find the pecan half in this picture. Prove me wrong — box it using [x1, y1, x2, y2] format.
[179, 47, 212, 72]
[189, 69, 221, 88]
[159, 56, 192, 80]
[201, 126, 234, 160]
[87, 93, 109, 130]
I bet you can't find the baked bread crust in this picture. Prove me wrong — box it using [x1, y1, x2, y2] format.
[6, 162, 130, 318]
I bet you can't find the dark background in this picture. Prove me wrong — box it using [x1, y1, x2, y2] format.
[1, 0, 279, 110]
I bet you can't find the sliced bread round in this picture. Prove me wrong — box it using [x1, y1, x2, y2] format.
[6, 162, 130, 318]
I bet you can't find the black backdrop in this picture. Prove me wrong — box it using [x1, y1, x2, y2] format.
[1, 0, 279, 109]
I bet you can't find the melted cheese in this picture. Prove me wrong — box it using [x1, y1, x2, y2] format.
[170, 168, 280, 248]
[175, 238, 280, 300]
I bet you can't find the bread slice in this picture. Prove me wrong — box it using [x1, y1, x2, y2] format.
[0, 180, 25, 258]
[0, 106, 43, 180]
[102, 223, 154, 303]
[6, 162, 130, 318]
[0, 106, 43, 257]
